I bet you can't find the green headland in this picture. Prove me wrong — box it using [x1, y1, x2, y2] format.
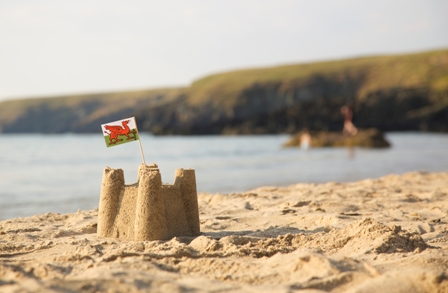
[1, 48, 447, 134]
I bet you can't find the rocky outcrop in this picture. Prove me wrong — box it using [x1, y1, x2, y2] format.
[283, 128, 391, 148]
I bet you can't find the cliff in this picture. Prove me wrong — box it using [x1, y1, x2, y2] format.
[0, 49, 447, 134]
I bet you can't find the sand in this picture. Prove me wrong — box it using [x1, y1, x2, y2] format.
[1, 171, 448, 292]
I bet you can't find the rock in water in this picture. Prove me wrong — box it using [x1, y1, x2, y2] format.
[283, 128, 391, 148]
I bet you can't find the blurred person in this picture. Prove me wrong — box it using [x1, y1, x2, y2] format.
[300, 128, 312, 150]
[341, 105, 357, 136]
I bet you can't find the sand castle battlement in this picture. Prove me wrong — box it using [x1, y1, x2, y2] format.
[98, 163, 200, 241]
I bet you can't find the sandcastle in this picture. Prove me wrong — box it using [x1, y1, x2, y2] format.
[98, 163, 200, 241]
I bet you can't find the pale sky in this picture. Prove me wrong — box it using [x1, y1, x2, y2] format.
[0, 0, 447, 101]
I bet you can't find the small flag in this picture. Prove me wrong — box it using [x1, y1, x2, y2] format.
[101, 117, 146, 165]
[101, 117, 139, 148]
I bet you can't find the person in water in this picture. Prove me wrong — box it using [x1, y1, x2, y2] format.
[341, 105, 357, 136]
[300, 128, 312, 150]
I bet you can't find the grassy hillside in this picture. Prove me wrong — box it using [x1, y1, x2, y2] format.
[0, 48, 447, 133]
[188, 49, 448, 106]
[0, 88, 185, 132]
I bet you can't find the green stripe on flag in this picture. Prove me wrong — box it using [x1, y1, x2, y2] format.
[104, 128, 139, 148]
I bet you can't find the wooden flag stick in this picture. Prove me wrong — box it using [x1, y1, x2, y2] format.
[133, 117, 147, 166]
[138, 137, 147, 166]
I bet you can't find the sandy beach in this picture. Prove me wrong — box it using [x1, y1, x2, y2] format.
[1, 171, 448, 292]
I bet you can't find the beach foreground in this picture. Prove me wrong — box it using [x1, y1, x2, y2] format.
[1, 172, 448, 292]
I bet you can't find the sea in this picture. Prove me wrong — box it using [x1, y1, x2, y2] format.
[0, 132, 447, 220]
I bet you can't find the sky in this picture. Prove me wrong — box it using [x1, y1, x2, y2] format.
[0, 0, 447, 101]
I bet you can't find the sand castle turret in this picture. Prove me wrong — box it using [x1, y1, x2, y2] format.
[98, 163, 200, 241]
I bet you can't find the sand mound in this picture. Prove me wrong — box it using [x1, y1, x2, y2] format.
[321, 218, 428, 256]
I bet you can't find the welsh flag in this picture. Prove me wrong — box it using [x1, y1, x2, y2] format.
[101, 117, 139, 148]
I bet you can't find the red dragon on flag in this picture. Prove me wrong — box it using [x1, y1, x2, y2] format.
[101, 116, 147, 164]
[101, 117, 139, 147]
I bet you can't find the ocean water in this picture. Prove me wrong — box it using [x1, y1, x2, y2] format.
[0, 132, 447, 220]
